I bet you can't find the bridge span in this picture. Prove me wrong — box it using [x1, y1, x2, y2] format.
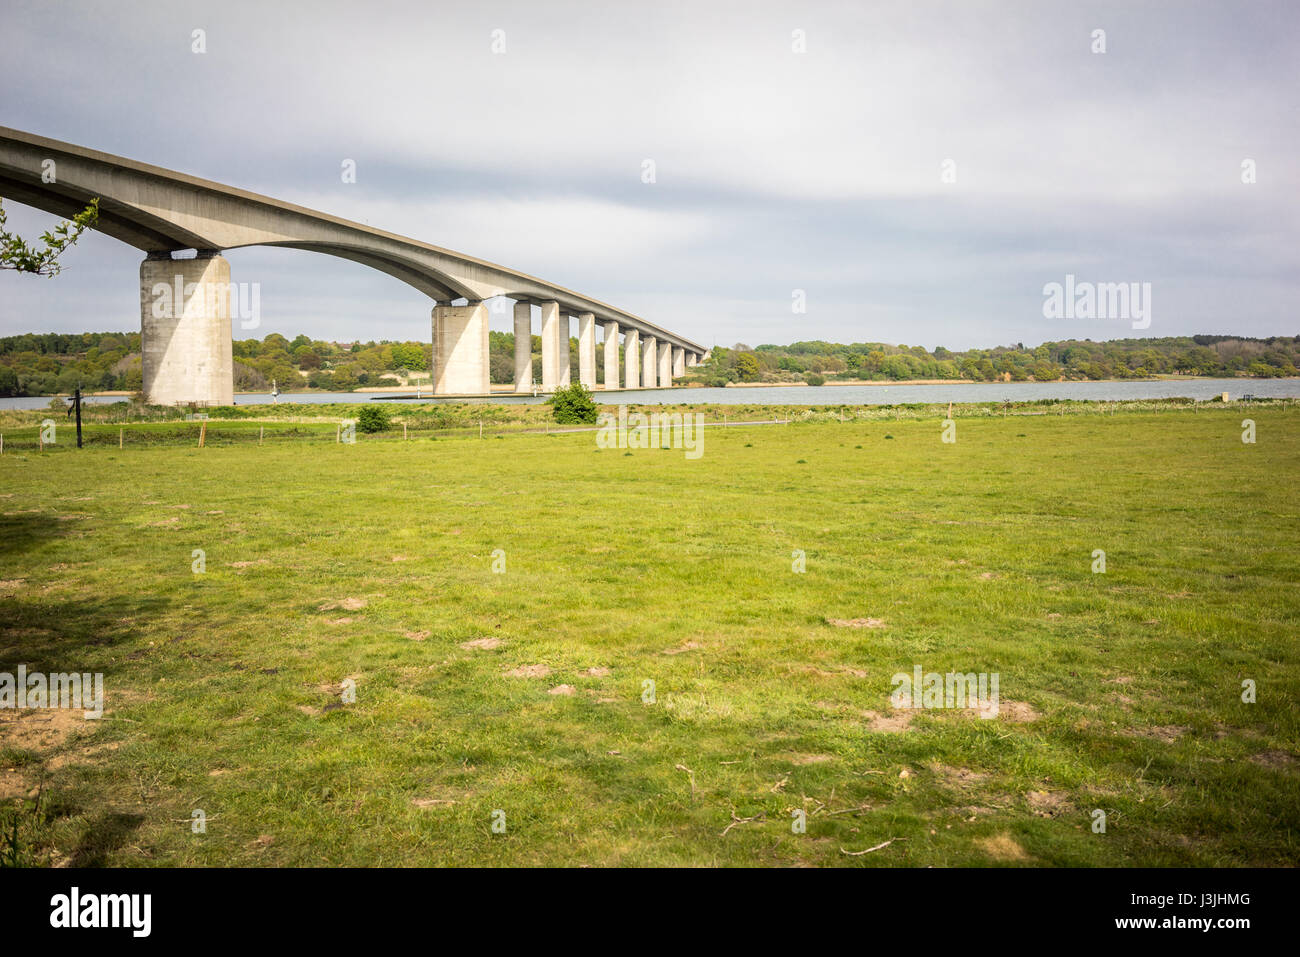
[0, 127, 706, 404]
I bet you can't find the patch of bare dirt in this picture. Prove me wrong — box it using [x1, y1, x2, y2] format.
[582, 667, 611, 677]
[825, 618, 885, 629]
[319, 597, 367, 611]
[948, 699, 1039, 722]
[47, 739, 120, 771]
[0, 579, 26, 593]
[504, 664, 550, 679]
[930, 764, 989, 788]
[662, 641, 702, 655]
[1249, 750, 1298, 771]
[325, 617, 354, 625]
[227, 560, 270, 570]
[548, 684, 576, 696]
[1130, 725, 1188, 743]
[863, 709, 913, 732]
[461, 637, 502, 650]
[404, 630, 430, 641]
[1025, 790, 1072, 818]
[0, 707, 88, 753]
[998, 700, 1041, 723]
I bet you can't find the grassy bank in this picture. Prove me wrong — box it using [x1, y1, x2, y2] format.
[0, 405, 1296, 865]
[2, 396, 1294, 451]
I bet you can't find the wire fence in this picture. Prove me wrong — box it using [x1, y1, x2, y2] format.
[0, 415, 802, 453]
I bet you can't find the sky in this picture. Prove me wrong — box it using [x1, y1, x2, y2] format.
[1, 0, 1296, 351]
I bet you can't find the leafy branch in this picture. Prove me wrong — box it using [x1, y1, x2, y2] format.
[0, 197, 100, 277]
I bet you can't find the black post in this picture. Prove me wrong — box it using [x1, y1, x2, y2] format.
[73, 386, 83, 448]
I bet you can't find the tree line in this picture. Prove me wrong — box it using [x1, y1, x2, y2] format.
[0, 331, 1295, 397]
[686, 336, 1300, 386]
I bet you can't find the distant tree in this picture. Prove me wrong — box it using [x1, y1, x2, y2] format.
[735, 352, 760, 381]
[391, 343, 425, 371]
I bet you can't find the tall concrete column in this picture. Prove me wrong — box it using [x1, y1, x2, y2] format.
[673, 346, 686, 377]
[577, 312, 596, 389]
[624, 329, 640, 389]
[603, 321, 619, 390]
[686, 352, 698, 368]
[140, 251, 234, 406]
[642, 335, 657, 388]
[559, 314, 572, 387]
[432, 300, 490, 395]
[513, 300, 532, 393]
[658, 340, 672, 385]
[540, 300, 561, 390]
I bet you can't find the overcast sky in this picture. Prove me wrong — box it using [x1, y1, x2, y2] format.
[1, 0, 1296, 350]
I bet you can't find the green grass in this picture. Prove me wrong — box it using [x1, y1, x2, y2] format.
[0, 404, 1296, 866]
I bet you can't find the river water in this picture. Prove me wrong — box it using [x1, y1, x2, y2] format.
[2, 378, 1297, 410]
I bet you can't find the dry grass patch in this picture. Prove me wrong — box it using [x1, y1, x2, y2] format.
[978, 832, 1030, 862]
[825, 617, 885, 629]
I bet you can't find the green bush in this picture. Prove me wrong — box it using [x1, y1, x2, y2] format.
[548, 382, 599, 424]
[356, 405, 391, 433]
[805, 373, 826, 386]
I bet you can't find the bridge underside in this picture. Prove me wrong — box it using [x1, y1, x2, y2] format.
[0, 126, 707, 403]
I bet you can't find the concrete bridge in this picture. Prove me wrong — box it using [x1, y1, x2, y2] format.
[0, 127, 706, 404]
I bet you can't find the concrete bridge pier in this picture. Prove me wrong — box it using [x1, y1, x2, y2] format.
[673, 346, 686, 378]
[578, 312, 597, 389]
[432, 300, 489, 395]
[603, 321, 619, 389]
[642, 335, 658, 388]
[658, 341, 672, 385]
[624, 329, 640, 389]
[139, 250, 234, 406]
[540, 300, 561, 390]
[559, 314, 572, 387]
[513, 300, 533, 393]
[686, 352, 698, 368]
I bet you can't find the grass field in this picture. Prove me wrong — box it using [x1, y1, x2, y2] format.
[1, 402, 1297, 866]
